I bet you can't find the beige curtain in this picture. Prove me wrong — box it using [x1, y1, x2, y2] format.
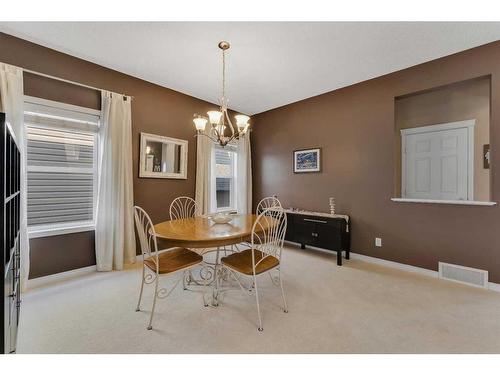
[236, 132, 252, 214]
[95, 90, 136, 271]
[0, 63, 29, 291]
[195, 121, 213, 215]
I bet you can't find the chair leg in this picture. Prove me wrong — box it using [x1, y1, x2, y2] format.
[202, 266, 209, 307]
[147, 274, 159, 330]
[278, 269, 288, 313]
[213, 247, 220, 306]
[182, 270, 187, 290]
[136, 265, 146, 312]
[253, 274, 263, 331]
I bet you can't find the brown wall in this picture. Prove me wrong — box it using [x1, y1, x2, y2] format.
[28, 231, 96, 279]
[0, 33, 218, 278]
[252, 40, 500, 283]
[394, 76, 491, 201]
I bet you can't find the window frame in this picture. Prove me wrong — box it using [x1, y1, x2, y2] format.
[24, 96, 101, 238]
[210, 145, 238, 213]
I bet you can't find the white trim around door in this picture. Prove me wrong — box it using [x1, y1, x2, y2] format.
[401, 119, 475, 201]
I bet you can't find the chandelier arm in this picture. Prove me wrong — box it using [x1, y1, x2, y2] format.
[212, 126, 222, 140]
[228, 134, 237, 144]
[222, 108, 235, 138]
[195, 132, 218, 143]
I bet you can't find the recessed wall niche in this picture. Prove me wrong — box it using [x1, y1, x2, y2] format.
[394, 76, 491, 202]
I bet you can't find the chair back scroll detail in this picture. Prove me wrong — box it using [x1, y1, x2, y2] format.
[170, 196, 198, 220]
[251, 207, 287, 271]
[256, 196, 282, 215]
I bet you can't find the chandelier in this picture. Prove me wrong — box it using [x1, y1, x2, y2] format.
[192, 41, 250, 147]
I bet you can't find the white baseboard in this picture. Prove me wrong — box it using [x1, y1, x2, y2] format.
[349, 252, 438, 278]
[27, 265, 97, 290]
[285, 241, 500, 293]
[351, 252, 500, 292]
[487, 282, 500, 292]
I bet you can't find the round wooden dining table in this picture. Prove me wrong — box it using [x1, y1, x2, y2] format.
[153, 213, 280, 305]
[153, 214, 260, 248]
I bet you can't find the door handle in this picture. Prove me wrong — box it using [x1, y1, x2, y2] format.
[304, 218, 328, 224]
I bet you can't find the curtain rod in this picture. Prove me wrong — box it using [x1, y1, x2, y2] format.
[22, 68, 134, 101]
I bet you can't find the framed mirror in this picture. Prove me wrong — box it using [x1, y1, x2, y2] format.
[139, 132, 188, 179]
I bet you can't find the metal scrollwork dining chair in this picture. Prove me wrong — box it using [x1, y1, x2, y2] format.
[220, 207, 288, 331]
[134, 206, 205, 330]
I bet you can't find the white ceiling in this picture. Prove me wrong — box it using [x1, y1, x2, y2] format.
[1, 22, 500, 115]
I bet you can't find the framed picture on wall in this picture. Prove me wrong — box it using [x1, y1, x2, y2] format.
[293, 148, 321, 173]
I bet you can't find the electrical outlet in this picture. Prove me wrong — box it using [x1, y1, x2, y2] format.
[375, 237, 382, 247]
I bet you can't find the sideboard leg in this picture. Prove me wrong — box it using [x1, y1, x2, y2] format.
[300, 243, 306, 249]
[345, 249, 350, 260]
[337, 251, 342, 266]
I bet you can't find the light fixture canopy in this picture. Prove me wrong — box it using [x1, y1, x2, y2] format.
[192, 41, 251, 147]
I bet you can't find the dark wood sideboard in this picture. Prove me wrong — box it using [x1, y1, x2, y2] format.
[1, 113, 22, 354]
[285, 210, 350, 266]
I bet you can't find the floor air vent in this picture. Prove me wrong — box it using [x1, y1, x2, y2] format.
[438, 262, 488, 288]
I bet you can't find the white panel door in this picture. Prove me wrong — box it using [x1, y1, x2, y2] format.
[404, 126, 470, 200]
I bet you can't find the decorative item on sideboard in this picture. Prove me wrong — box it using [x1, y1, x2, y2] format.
[329, 197, 335, 215]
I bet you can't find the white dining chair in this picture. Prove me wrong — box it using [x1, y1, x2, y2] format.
[237, 196, 283, 251]
[134, 206, 205, 330]
[169, 196, 204, 288]
[220, 207, 288, 331]
[169, 196, 198, 220]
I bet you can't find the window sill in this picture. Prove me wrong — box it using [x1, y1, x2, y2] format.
[28, 223, 95, 239]
[391, 198, 497, 206]
[216, 209, 238, 214]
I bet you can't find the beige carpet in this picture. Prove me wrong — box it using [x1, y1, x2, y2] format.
[17, 245, 500, 353]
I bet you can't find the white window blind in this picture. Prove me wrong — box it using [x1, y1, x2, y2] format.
[211, 146, 237, 212]
[24, 99, 100, 233]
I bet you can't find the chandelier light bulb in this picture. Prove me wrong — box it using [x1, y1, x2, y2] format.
[193, 116, 208, 131]
[207, 110, 223, 125]
[235, 114, 250, 133]
[235, 114, 250, 126]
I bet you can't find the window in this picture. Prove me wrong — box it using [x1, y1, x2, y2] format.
[24, 97, 100, 237]
[211, 146, 237, 212]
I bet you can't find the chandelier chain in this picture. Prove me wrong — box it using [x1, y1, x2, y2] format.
[222, 48, 226, 100]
